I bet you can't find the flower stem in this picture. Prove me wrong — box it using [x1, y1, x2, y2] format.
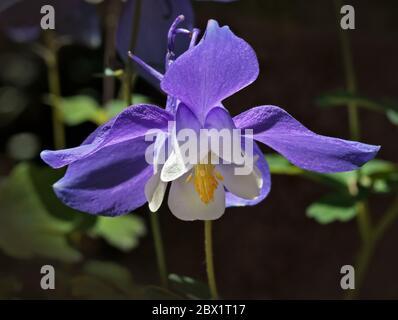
[102, 0, 122, 104]
[120, 0, 168, 288]
[373, 195, 398, 242]
[204, 220, 219, 299]
[334, 0, 375, 298]
[336, 8, 398, 292]
[347, 195, 398, 299]
[356, 201, 371, 244]
[345, 234, 375, 299]
[334, 0, 360, 141]
[150, 212, 168, 288]
[44, 31, 65, 150]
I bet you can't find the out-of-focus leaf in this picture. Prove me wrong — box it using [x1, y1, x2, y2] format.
[266, 154, 349, 190]
[59, 95, 154, 126]
[131, 94, 152, 105]
[29, 165, 96, 228]
[320, 171, 355, 189]
[103, 99, 125, 119]
[89, 215, 146, 251]
[0, 163, 82, 262]
[169, 274, 210, 300]
[266, 154, 398, 195]
[103, 68, 124, 78]
[387, 109, 398, 125]
[361, 159, 396, 177]
[359, 159, 398, 194]
[60, 95, 99, 126]
[82, 261, 135, 293]
[306, 192, 357, 224]
[71, 260, 138, 299]
[266, 153, 302, 175]
[71, 275, 126, 299]
[0, 275, 22, 298]
[317, 91, 398, 126]
[104, 95, 152, 120]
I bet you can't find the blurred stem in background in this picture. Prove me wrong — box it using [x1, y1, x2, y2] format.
[44, 31, 65, 150]
[335, 0, 398, 298]
[350, 196, 398, 299]
[335, 0, 370, 298]
[150, 213, 168, 288]
[205, 221, 219, 299]
[120, 0, 168, 288]
[122, 0, 141, 105]
[103, 0, 122, 103]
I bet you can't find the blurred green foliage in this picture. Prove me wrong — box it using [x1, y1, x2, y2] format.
[267, 154, 398, 224]
[0, 162, 212, 299]
[71, 260, 139, 299]
[168, 274, 211, 300]
[0, 163, 147, 261]
[317, 91, 398, 126]
[70, 261, 209, 299]
[0, 163, 82, 262]
[90, 215, 146, 252]
[58, 94, 152, 126]
[306, 192, 357, 224]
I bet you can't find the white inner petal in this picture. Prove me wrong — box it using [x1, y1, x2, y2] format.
[168, 173, 226, 221]
[152, 132, 168, 174]
[217, 163, 262, 200]
[160, 150, 193, 182]
[145, 173, 167, 212]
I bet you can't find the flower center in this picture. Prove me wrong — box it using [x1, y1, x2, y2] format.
[186, 164, 224, 204]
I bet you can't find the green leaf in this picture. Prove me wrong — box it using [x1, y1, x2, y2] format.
[104, 99, 125, 119]
[82, 260, 135, 295]
[59, 95, 154, 126]
[0, 163, 82, 262]
[71, 260, 138, 299]
[104, 68, 124, 78]
[266, 154, 349, 190]
[306, 192, 357, 224]
[168, 274, 211, 300]
[71, 275, 127, 299]
[29, 165, 96, 228]
[104, 95, 152, 120]
[359, 159, 398, 194]
[89, 215, 146, 251]
[317, 91, 398, 126]
[266, 153, 302, 175]
[60, 95, 100, 126]
[360, 159, 396, 178]
[386, 109, 398, 125]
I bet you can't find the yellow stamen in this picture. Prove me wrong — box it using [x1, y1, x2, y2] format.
[185, 173, 193, 183]
[215, 171, 224, 181]
[184, 163, 224, 204]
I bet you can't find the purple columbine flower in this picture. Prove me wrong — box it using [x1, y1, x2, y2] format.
[41, 18, 379, 221]
[0, 0, 101, 47]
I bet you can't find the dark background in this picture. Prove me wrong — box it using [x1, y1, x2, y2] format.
[0, 0, 397, 299]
